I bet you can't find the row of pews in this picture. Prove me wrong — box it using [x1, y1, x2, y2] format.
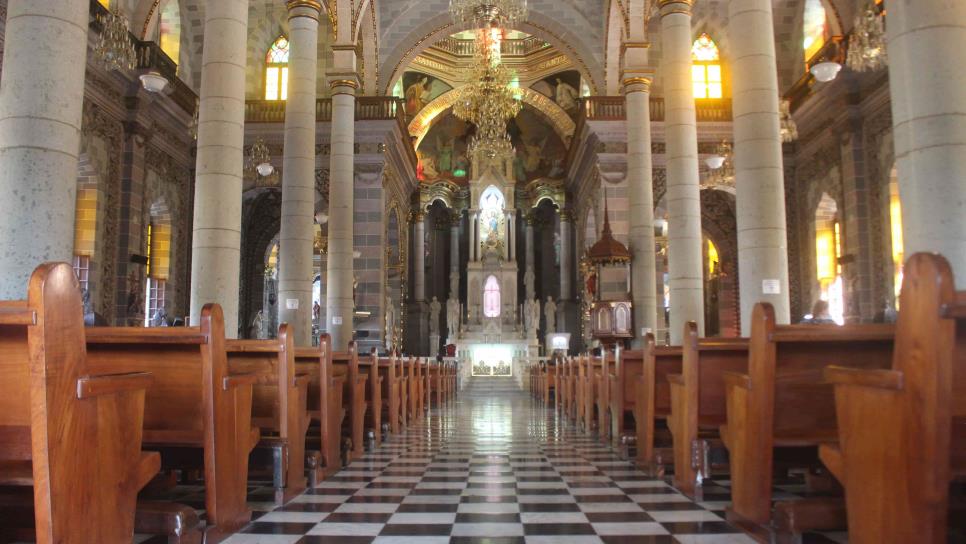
[0, 262, 458, 543]
[531, 252, 965, 543]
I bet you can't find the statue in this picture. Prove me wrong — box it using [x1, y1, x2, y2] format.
[446, 298, 459, 338]
[252, 310, 268, 340]
[555, 78, 580, 114]
[152, 306, 168, 328]
[385, 295, 396, 348]
[524, 268, 535, 299]
[544, 296, 558, 333]
[81, 288, 95, 326]
[530, 298, 541, 334]
[523, 299, 534, 332]
[428, 296, 442, 334]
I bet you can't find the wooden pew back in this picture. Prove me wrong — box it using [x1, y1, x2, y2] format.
[294, 335, 342, 476]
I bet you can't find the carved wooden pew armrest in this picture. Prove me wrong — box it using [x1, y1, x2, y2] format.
[223, 372, 263, 390]
[823, 366, 903, 390]
[76, 371, 154, 399]
[722, 371, 751, 391]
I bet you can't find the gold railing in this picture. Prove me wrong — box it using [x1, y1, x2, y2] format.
[578, 96, 733, 123]
[430, 36, 550, 57]
[245, 97, 404, 125]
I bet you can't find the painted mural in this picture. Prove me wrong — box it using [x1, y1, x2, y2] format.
[403, 71, 453, 117]
[416, 105, 567, 185]
[530, 70, 582, 118]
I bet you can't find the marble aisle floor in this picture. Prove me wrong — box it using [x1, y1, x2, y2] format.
[223, 377, 760, 544]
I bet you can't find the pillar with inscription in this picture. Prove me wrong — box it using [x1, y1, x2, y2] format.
[325, 64, 359, 350]
[659, 0, 705, 344]
[887, 1, 966, 284]
[729, 0, 791, 333]
[278, 0, 322, 346]
[0, 0, 91, 299]
[189, 0, 249, 336]
[624, 71, 659, 345]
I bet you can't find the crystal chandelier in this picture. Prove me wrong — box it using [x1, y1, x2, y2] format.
[94, 5, 137, 72]
[449, 0, 528, 29]
[846, 0, 887, 73]
[702, 141, 735, 190]
[780, 99, 799, 143]
[247, 138, 275, 178]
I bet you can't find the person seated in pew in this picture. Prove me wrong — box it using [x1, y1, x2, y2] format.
[800, 299, 837, 325]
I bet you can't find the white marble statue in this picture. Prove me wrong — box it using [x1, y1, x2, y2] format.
[253, 310, 268, 340]
[429, 296, 442, 334]
[446, 297, 459, 338]
[530, 298, 541, 333]
[524, 268, 535, 299]
[544, 296, 557, 333]
[523, 298, 534, 332]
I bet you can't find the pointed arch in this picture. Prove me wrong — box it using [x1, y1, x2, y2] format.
[265, 35, 290, 101]
[691, 33, 723, 100]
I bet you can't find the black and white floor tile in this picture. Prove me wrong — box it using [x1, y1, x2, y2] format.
[222, 378, 763, 544]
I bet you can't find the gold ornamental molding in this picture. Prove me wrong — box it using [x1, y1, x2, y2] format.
[622, 75, 653, 93]
[658, 0, 693, 16]
[408, 87, 576, 149]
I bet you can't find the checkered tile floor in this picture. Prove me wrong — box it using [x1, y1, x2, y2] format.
[222, 377, 760, 544]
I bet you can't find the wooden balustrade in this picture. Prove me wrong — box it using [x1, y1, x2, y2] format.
[578, 96, 732, 123]
[245, 97, 405, 125]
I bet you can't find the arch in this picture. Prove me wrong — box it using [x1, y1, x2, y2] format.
[691, 33, 723, 100]
[264, 35, 291, 101]
[483, 275, 501, 318]
[813, 192, 844, 324]
[409, 87, 576, 148]
[378, 10, 604, 97]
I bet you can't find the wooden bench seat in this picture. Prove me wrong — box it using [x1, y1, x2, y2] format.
[360, 349, 384, 448]
[84, 303, 263, 541]
[818, 253, 966, 543]
[225, 324, 310, 503]
[0, 263, 158, 543]
[721, 302, 895, 542]
[635, 340, 682, 472]
[379, 352, 403, 434]
[294, 334, 345, 479]
[333, 344, 369, 462]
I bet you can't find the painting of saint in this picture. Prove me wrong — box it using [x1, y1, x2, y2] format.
[416, 113, 471, 183]
[402, 72, 454, 117]
[507, 106, 568, 183]
[530, 70, 583, 118]
[405, 76, 430, 116]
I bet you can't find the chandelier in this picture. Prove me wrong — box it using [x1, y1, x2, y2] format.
[780, 99, 799, 142]
[846, 0, 887, 73]
[449, 0, 528, 29]
[703, 140, 735, 190]
[247, 138, 275, 178]
[94, 5, 137, 72]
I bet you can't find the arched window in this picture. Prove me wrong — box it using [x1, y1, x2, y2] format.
[265, 36, 290, 101]
[691, 33, 723, 100]
[803, 0, 829, 62]
[483, 275, 501, 318]
[159, 0, 181, 66]
[815, 193, 844, 324]
[145, 216, 172, 326]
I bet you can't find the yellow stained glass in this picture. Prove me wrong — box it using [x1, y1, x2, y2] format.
[265, 36, 290, 101]
[707, 240, 720, 276]
[816, 229, 836, 282]
[693, 66, 708, 99]
[803, 0, 828, 61]
[98, 0, 110, 6]
[692, 35, 723, 100]
[159, 0, 181, 66]
[890, 182, 904, 301]
[691, 33, 720, 62]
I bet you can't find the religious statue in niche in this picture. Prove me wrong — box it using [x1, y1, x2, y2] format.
[554, 77, 580, 115]
[544, 296, 557, 333]
[446, 298, 460, 337]
[429, 296, 442, 334]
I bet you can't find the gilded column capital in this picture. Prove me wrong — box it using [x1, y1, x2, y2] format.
[409, 210, 426, 224]
[658, 0, 693, 16]
[622, 74, 654, 95]
[327, 72, 360, 96]
[287, 0, 323, 20]
[450, 212, 463, 228]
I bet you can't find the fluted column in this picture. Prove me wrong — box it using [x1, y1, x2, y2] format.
[559, 210, 573, 301]
[325, 76, 359, 350]
[189, 0, 249, 336]
[413, 211, 427, 302]
[729, 0, 791, 334]
[660, 0, 704, 344]
[277, 0, 322, 346]
[887, 1, 966, 284]
[449, 212, 460, 297]
[0, 0, 89, 299]
[624, 75, 659, 344]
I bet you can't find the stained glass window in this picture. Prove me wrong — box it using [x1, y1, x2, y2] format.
[803, 0, 828, 62]
[691, 34, 723, 100]
[483, 276, 501, 318]
[159, 0, 181, 66]
[265, 36, 290, 101]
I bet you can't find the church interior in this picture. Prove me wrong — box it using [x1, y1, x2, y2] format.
[0, 0, 964, 542]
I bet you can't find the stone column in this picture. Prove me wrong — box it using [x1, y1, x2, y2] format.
[624, 75, 659, 344]
[729, 0, 791, 334]
[189, 0, 249, 336]
[524, 214, 536, 300]
[469, 210, 479, 262]
[0, 0, 89, 299]
[559, 210, 573, 301]
[449, 212, 460, 297]
[277, 0, 322, 346]
[508, 211, 517, 261]
[660, 0, 705, 344]
[412, 211, 427, 302]
[325, 75, 359, 350]
[887, 1, 966, 284]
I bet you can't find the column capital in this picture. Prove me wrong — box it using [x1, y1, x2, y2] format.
[327, 71, 360, 95]
[409, 210, 426, 223]
[622, 73, 654, 95]
[450, 211, 463, 227]
[559, 209, 574, 223]
[658, 0, 693, 16]
[287, 0, 323, 20]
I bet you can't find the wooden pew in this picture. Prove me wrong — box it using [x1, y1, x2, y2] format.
[379, 352, 402, 435]
[224, 324, 310, 503]
[0, 262, 158, 543]
[332, 344, 368, 462]
[666, 324, 749, 495]
[721, 303, 895, 541]
[819, 253, 966, 544]
[294, 335, 345, 479]
[595, 351, 613, 443]
[360, 348, 383, 448]
[575, 355, 588, 431]
[635, 341, 682, 472]
[399, 357, 409, 428]
[609, 346, 643, 449]
[84, 303, 261, 540]
[583, 355, 603, 434]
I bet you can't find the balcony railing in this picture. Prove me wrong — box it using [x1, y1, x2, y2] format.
[578, 96, 733, 123]
[245, 97, 405, 125]
[430, 36, 550, 57]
